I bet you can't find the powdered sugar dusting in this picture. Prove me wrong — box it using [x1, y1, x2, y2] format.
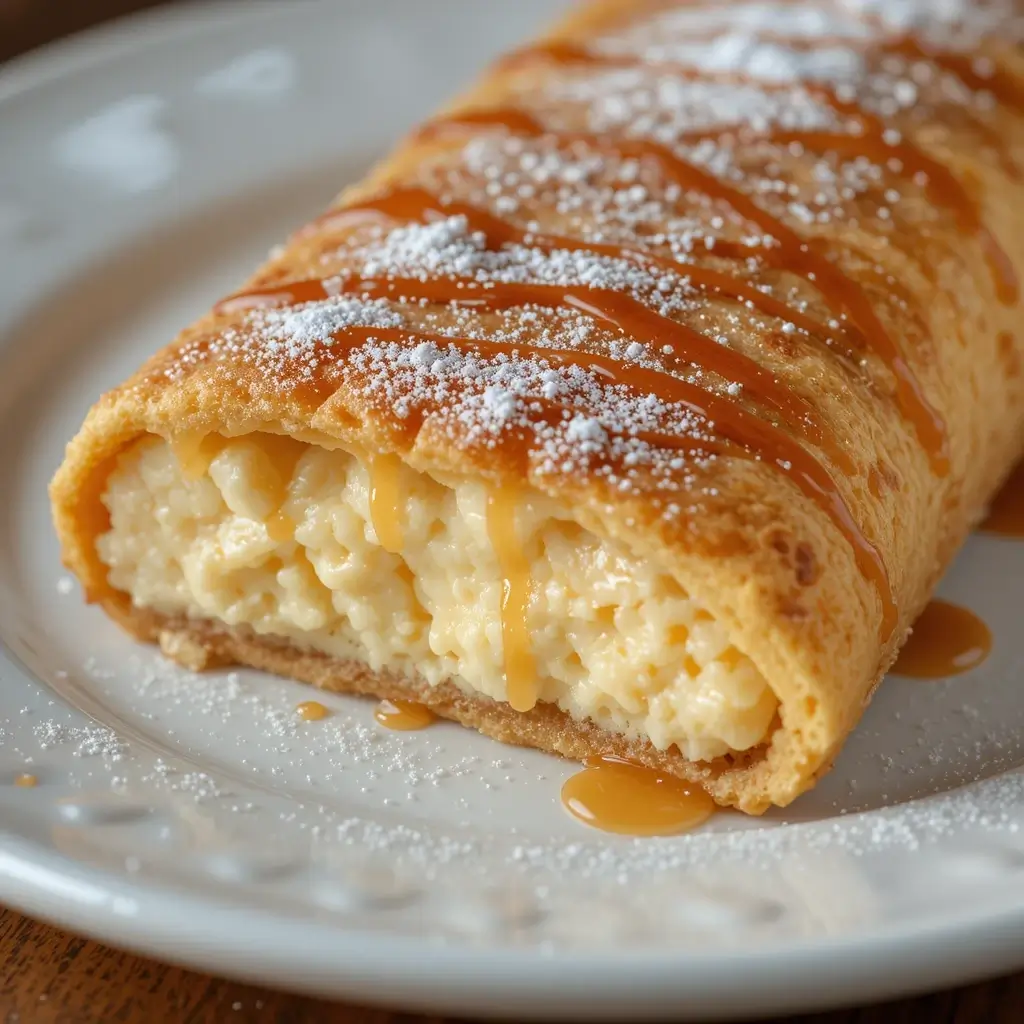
[597, 0, 1022, 72]
[32, 719, 127, 761]
[840, 0, 1018, 36]
[16, 636, 1024, 902]
[349, 215, 696, 313]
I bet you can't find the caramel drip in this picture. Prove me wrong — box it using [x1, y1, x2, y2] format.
[266, 510, 293, 544]
[979, 462, 1024, 537]
[253, 433, 306, 513]
[420, 108, 950, 475]
[368, 452, 405, 553]
[487, 486, 537, 712]
[561, 756, 716, 836]
[168, 432, 225, 481]
[296, 700, 330, 721]
[374, 699, 436, 730]
[892, 599, 992, 678]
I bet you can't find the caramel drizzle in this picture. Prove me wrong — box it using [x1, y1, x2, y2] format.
[218, 270, 832, 456]
[758, 117, 1018, 307]
[219, 277, 832, 465]
[368, 452, 404, 553]
[505, 40, 1019, 303]
[310, 187, 857, 350]
[487, 486, 537, 711]
[884, 38, 1024, 114]
[417, 107, 950, 474]
[167, 431, 225, 481]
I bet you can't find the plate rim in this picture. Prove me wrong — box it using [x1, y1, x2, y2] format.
[0, 0, 297, 105]
[2, 822, 1024, 1021]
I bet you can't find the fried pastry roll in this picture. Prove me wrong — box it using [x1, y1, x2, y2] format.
[51, 0, 1024, 811]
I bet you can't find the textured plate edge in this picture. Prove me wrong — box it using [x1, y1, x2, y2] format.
[2, 824, 1024, 1021]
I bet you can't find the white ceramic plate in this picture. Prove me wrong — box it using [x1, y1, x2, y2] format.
[3, 2, 1024, 1019]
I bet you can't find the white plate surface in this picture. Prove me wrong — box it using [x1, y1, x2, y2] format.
[2, 2, 1024, 1019]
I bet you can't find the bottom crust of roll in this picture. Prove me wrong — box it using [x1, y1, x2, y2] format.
[97, 600, 830, 814]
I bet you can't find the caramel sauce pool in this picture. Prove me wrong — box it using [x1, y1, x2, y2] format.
[295, 700, 330, 721]
[892, 599, 992, 678]
[980, 463, 1024, 537]
[374, 699, 436, 731]
[561, 757, 716, 836]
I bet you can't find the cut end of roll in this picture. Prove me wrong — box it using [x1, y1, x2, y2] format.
[96, 431, 780, 764]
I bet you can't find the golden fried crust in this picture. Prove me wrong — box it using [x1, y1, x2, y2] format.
[50, 0, 1024, 812]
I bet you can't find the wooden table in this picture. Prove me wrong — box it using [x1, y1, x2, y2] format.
[3, 2, 1023, 1021]
[0, 902, 1019, 1024]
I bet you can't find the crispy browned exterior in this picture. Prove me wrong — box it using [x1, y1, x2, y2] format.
[50, 2, 1024, 812]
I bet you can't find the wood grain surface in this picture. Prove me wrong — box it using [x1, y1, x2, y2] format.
[0, 904, 1022, 1024]
[2, 2, 1023, 1022]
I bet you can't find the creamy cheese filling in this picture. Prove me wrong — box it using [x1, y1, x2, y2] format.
[97, 434, 778, 761]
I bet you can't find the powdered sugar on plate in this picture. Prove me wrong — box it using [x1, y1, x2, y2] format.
[16, 596, 1023, 889]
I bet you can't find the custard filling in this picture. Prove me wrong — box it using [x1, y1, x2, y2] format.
[97, 433, 778, 761]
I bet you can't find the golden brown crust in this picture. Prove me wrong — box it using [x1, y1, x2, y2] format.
[50, 1, 1024, 812]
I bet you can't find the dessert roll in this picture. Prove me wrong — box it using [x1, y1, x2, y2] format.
[50, 0, 1024, 812]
